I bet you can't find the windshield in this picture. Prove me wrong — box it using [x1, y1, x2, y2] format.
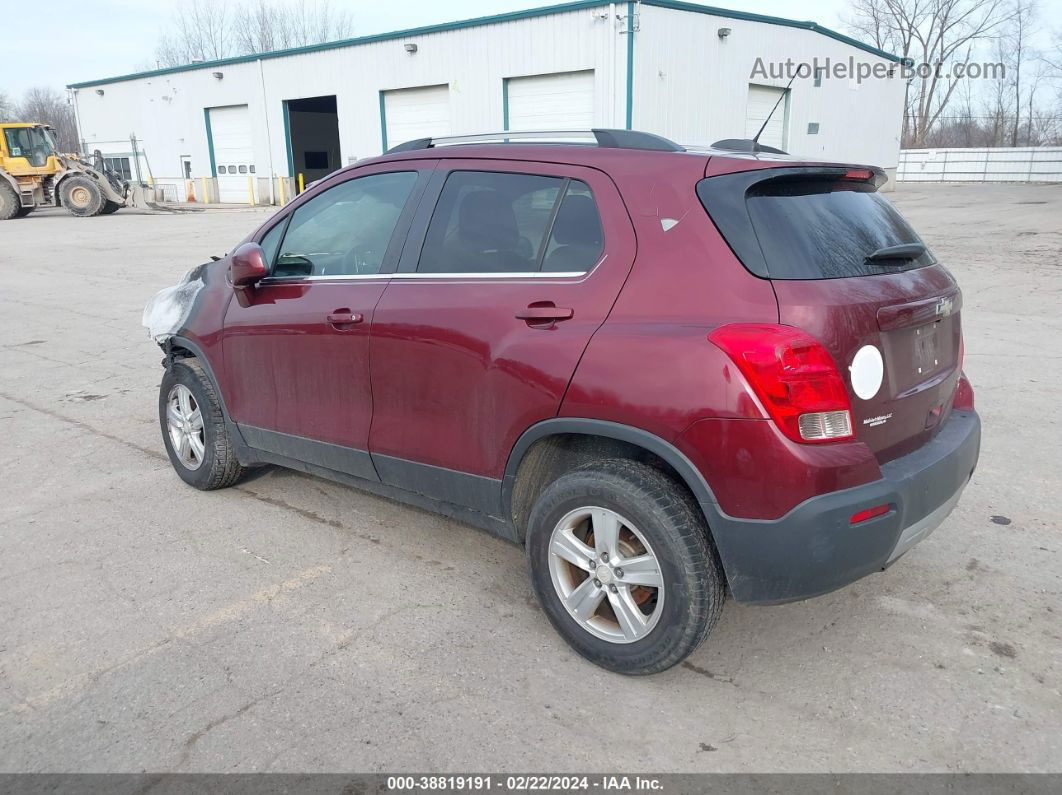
[4, 126, 57, 167]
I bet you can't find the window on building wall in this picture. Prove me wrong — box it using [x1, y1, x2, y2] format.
[103, 157, 132, 180]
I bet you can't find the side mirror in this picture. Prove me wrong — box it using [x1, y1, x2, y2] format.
[230, 242, 267, 288]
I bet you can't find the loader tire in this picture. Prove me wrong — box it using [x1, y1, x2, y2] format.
[100, 200, 121, 215]
[61, 176, 105, 217]
[0, 180, 19, 221]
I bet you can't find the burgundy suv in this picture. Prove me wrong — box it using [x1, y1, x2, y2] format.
[147, 129, 980, 675]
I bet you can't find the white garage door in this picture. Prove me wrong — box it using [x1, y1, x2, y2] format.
[383, 85, 451, 151]
[506, 70, 594, 131]
[744, 84, 789, 151]
[209, 105, 254, 203]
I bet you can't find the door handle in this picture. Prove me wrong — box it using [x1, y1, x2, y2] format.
[515, 305, 574, 323]
[327, 310, 364, 328]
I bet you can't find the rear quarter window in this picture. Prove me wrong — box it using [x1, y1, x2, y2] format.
[698, 172, 935, 280]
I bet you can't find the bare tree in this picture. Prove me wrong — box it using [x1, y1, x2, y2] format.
[845, 0, 1012, 147]
[282, 0, 353, 48]
[156, 0, 354, 68]
[232, 0, 286, 55]
[0, 91, 17, 121]
[983, 37, 1014, 144]
[17, 88, 78, 152]
[157, 0, 232, 67]
[1043, 30, 1062, 72]
[1000, 0, 1037, 146]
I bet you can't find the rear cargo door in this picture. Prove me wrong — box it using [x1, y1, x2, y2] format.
[754, 176, 962, 462]
[699, 170, 963, 463]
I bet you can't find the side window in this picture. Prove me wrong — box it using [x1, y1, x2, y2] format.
[541, 180, 603, 273]
[258, 221, 285, 269]
[274, 171, 417, 277]
[417, 172, 603, 274]
[418, 171, 564, 274]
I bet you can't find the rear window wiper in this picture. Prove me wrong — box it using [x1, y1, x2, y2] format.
[865, 243, 926, 262]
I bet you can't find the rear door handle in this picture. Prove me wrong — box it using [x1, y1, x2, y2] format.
[515, 306, 574, 322]
[327, 310, 364, 328]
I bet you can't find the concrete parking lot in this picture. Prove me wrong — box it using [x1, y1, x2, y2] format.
[1, 184, 1059, 773]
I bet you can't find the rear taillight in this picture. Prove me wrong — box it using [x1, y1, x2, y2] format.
[954, 332, 975, 409]
[709, 324, 854, 444]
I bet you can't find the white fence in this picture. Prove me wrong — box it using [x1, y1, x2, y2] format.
[898, 147, 1062, 183]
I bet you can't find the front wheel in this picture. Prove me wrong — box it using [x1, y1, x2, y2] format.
[159, 358, 245, 490]
[526, 459, 726, 675]
[0, 180, 20, 220]
[61, 175, 105, 217]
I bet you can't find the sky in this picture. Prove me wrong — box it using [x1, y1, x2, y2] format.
[4, 0, 1060, 98]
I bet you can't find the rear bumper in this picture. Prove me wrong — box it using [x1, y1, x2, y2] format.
[708, 410, 981, 604]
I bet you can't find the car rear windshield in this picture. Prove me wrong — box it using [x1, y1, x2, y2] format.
[697, 173, 936, 280]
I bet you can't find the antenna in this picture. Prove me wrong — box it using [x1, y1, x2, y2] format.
[752, 73, 796, 145]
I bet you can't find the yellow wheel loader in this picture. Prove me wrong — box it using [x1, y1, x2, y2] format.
[0, 122, 129, 220]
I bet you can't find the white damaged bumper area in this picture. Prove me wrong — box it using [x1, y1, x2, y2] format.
[142, 268, 205, 343]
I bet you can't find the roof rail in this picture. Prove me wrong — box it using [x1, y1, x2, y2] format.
[385, 128, 685, 154]
[711, 138, 789, 155]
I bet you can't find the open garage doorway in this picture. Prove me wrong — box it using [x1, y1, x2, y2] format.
[284, 95, 341, 188]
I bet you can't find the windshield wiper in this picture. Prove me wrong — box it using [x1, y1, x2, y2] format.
[866, 243, 926, 262]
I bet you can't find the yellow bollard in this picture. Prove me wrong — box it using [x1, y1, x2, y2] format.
[278, 176, 286, 206]
[200, 176, 209, 204]
[298, 172, 305, 194]
[247, 175, 255, 206]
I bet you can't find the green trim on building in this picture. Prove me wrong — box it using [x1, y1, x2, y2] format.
[378, 91, 388, 153]
[203, 108, 217, 178]
[282, 100, 294, 177]
[625, 1, 635, 130]
[502, 78, 510, 131]
[66, 0, 902, 90]
[648, 0, 908, 64]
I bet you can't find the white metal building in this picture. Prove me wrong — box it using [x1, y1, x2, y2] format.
[68, 0, 907, 204]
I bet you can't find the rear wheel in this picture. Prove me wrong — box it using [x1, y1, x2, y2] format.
[159, 358, 245, 490]
[526, 459, 726, 675]
[0, 180, 20, 220]
[61, 175, 105, 217]
[100, 200, 121, 214]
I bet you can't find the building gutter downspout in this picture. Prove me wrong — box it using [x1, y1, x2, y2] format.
[68, 88, 85, 153]
[625, 1, 636, 130]
[258, 57, 276, 205]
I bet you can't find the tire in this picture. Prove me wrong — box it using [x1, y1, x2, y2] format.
[526, 459, 726, 675]
[100, 200, 121, 214]
[0, 180, 19, 221]
[159, 357, 245, 490]
[60, 175, 105, 217]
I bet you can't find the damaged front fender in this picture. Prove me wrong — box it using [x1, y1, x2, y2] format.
[142, 262, 212, 344]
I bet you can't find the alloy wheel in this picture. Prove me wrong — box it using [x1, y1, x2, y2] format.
[547, 506, 665, 643]
[166, 384, 205, 470]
